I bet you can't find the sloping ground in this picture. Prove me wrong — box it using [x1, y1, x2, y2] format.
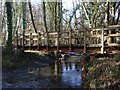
[2, 48, 57, 70]
[84, 57, 120, 89]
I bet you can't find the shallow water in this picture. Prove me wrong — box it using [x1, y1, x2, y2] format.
[2, 55, 83, 88]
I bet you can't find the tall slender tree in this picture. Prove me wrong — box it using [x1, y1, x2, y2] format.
[5, 1, 13, 49]
[22, 2, 27, 49]
[43, 1, 49, 48]
[28, 0, 37, 33]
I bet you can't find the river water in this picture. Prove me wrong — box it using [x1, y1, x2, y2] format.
[2, 55, 83, 88]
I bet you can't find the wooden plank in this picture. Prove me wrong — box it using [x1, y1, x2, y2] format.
[108, 43, 120, 47]
[72, 36, 84, 38]
[89, 25, 120, 31]
[108, 34, 120, 37]
[60, 37, 69, 39]
[87, 35, 101, 37]
[24, 33, 30, 36]
[49, 32, 58, 34]
[87, 44, 101, 47]
[33, 38, 38, 40]
[106, 25, 120, 28]
[32, 33, 38, 35]
[26, 39, 30, 40]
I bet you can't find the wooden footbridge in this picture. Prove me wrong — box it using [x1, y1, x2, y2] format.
[14, 25, 120, 54]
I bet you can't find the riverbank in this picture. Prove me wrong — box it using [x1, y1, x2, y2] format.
[2, 48, 57, 70]
[2, 48, 59, 83]
[83, 53, 120, 89]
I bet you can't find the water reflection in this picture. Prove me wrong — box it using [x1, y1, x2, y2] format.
[37, 55, 82, 87]
[60, 61, 82, 87]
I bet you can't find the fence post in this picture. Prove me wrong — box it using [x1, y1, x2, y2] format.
[101, 27, 104, 54]
[37, 32, 41, 50]
[29, 33, 32, 50]
[69, 29, 72, 52]
[20, 34, 22, 48]
[57, 31, 60, 51]
[22, 33, 25, 50]
[46, 33, 49, 51]
[15, 32, 18, 49]
[84, 29, 87, 53]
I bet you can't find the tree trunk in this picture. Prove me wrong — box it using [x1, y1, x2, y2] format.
[112, 2, 116, 24]
[116, 8, 120, 25]
[6, 1, 13, 49]
[107, 2, 110, 25]
[43, 1, 49, 50]
[22, 2, 27, 50]
[28, 1, 37, 33]
[54, 2, 57, 31]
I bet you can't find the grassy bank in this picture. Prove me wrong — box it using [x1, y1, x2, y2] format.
[83, 54, 120, 89]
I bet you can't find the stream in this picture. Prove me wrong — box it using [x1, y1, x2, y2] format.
[2, 55, 83, 88]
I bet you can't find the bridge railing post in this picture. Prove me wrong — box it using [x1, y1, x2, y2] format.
[84, 29, 87, 53]
[37, 32, 41, 50]
[15, 32, 18, 49]
[69, 29, 72, 52]
[22, 32, 25, 50]
[57, 31, 60, 51]
[101, 27, 104, 54]
[20, 34, 22, 48]
[46, 33, 49, 51]
[29, 33, 32, 50]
